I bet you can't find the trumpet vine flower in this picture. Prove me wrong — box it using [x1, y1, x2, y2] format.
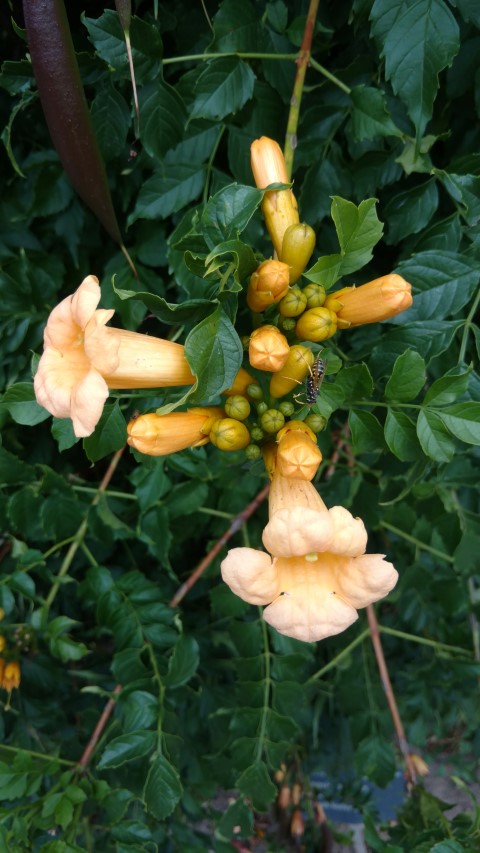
[221, 472, 398, 642]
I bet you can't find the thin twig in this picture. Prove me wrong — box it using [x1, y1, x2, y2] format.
[77, 685, 123, 772]
[169, 482, 271, 608]
[283, 0, 320, 178]
[366, 604, 417, 788]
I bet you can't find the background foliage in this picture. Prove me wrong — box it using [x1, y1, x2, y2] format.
[1, 0, 480, 850]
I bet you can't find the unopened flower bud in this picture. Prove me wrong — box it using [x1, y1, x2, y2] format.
[277, 419, 317, 443]
[210, 418, 251, 451]
[304, 282, 326, 308]
[304, 413, 327, 433]
[270, 345, 313, 399]
[290, 808, 304, 839]
[335, 274, 413, 326]
[279, 287, 308, 317]
[247, 382, 263, 401]
[260, 409, 285, 434]
[251, 136, 300, 257]
[0, 636, 5, 653]
[256, 401, 269, 416]
[245, 443, 261, 461]
[277, 785, 291, 809]
[247, 260, 291, 313]
[224, 367, 256, 397]
[261, 441, 277, 478]
[295, 307, 337, 343]
[291, 783, 302, 806]
[279, 316, 297, 332]
[281, 223, 316, 283]
[127, 408, 224, 456]
[277, 429, 322, 481]
[1, 660, 21, 691]
[278, 401, 295, 417]
[224, 395, 251, 421]
[249, 325, 290, 372]
[251, 425, 265, 441]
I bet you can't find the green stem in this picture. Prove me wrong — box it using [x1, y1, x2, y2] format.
[162, 51, 299, 65]
[458, 282, 480, 364]
[308, 629, 370, 681]
[284, 0, 320, 178]
[309, 57, 351, 94]
[147, 643, 165, 753]
[43, 448, 125, 616]
[380, 520, 455, 564]
[255, 617, 271, 762]
[0, 743, 76, 766]
[197, 507, 235, 519]
[203, 124, 226, 204]
[378, 625, 472, 657]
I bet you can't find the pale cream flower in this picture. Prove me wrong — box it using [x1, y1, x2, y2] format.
[34, 275, 195, 438]
[221, 472, 398, 643]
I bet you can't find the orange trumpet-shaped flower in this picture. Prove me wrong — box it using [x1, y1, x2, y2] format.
[333, 274, 412, 327]
[127, 408, 224, 457]
[34, 276, 195, 438]
[221, 471, 398, 642]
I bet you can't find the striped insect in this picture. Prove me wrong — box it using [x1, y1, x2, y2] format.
[293, 350, 327, 408]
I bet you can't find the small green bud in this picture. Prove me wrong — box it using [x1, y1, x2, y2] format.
[279, 287, 308, 317]
[279, 401, 295, 417]
[260, 409, 285, 434]
[224, 395, 251, 421]
[304, 413, 327, 433]
[251, 425, 264, 441]
[304, 283, 326, 308]
[256, 401, 269, 416]
[247, 382, 263, 401]
[245, 443, 261, 461]
[279, 316, 297, 332]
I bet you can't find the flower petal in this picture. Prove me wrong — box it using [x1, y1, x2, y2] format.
[263, 586, 358, 642]
[336, 553, 398, 609]
[70, 369, 109, 437]
[221, 547, 280, 605]
[70, 275, 102, 329]
[262, 507, 333, 557]
[34, 346, 89, 418]
[327, 506, 368, 557]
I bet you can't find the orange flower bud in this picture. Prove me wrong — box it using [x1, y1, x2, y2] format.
[291, 783, 302, 806]
[277, 785, 291, 809]
[247, 260, 290, 312]
[290, 808, 304, 838]
[281, 223, 316, 284]
[209, 418, 251, 451]
[277, 419, 317, 444]
[304, 282, 326, 308]
[262, 441, 278, 479]
[1, 660, 21, 691]
[295, 307, 337, 343]
[127, 407, 223, 456]
[249, 325, 290, 372]
[0, 636, 5, 654]
[277, 429, 322, 481]
[335, 274, 412, 327]
[223, 367, 256, 397]
[251, 136, 300, 257]
[269, 345, 314, 399]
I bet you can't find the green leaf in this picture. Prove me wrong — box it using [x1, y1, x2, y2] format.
[370, 0, 460, 140]
[429, 843, 467, 853]
[83, 403, 126, 463]
[236, 761, 277, 812]
[98, 731, 157, 770]
[331, 196, 384, 275]
[142, 754, 183, 819]
[394, 251, 479, 323]
[114, 286, 212, 326]
[166, 635, 200, 689]
[416, 409, 456, 461]
[349, 410, 386, 453]
[435, 170, 480, 226]
[83, 11, 163, 76]
[424, 372, 470, 406]
[185, 305, 243, 403]
[384, 409, 423, 460]
[384, 178, 438, 243]
[191, 58, 255, 121]
[139, 81, 187, 161]
[121, 691, 159, 732]
[90, 83, 131, 162]
[303, 253, 342, 288]
[129, 165, 205, 224]
[349, 85, 403, 141]
[0, 446, 35, 485]
[334, 364, 374, 402]
[384, 350, 426, 401]
[211, 0, 261, 51]
[205, 240, 258, 291]
[201, 183, 263, 250]
[438, 403, 480, 445]
[3, 382, 50, 426]
[217, 798, 254, 839]
[354, 734, 396, 788]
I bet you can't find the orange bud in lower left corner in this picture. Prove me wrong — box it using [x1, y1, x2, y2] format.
[1, 660, 21, 691]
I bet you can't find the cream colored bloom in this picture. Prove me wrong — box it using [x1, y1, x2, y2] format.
[221, 472, 398, 642]
[34, 276, 196, 438]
